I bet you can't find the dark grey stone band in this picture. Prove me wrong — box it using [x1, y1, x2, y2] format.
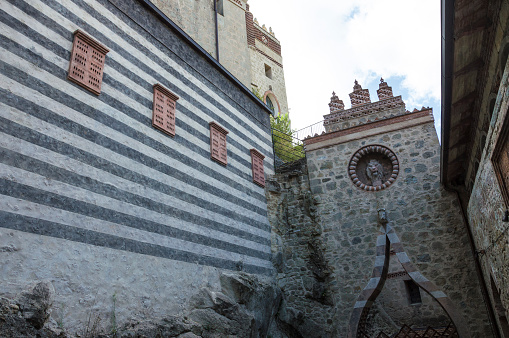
[0, 178, 271, 260]
[0, 211, 273, 275]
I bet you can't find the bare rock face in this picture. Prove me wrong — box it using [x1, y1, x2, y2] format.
[220, 272, 282, 337]
[15, 280, 55, 330]
[118, 316, 202, 338]
[0, 282, 64, 338]
[0, 274, 283, 337]
[118, 272, 282, 338]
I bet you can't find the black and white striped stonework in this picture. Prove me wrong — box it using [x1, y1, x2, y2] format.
[0, 0, 274, 274]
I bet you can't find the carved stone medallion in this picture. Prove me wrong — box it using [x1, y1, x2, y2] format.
[348, 145, 399, 191]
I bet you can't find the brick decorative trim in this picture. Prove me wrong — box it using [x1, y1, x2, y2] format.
[387, 271, 408, 279]
[324, 96, 406, 125]
[209, 122, 229, 166]
[246, 8, 282, 57]
[263, 90, 281, 114]
[245, 10, 255, 47]
[67, 30, 109, 95]
[152, 84, 179, 137]
[377, 78, 394, 101]
[253, 25, 281, 56]
[305, 109, 433, 146]
[250, 149, 265, 187]
[254, 48, 283, 68]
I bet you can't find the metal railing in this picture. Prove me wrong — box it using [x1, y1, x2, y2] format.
[292, 120, 326, 140]
[271, 127, 305, 172]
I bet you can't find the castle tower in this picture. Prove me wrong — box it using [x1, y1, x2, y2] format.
[245, 4, 289, 115]
[146, 0, 289, 116]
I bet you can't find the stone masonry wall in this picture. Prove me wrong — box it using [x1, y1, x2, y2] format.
[305, 121, 493, 337]
[266, 166, 336, 338]
[250, 46, 289, 115]
[217, 0, 252, 87]
[468, 55, 509, 334]
[150, 0, 217, 56]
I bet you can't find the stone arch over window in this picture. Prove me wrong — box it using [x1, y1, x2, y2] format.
[263, 90, 281, 116]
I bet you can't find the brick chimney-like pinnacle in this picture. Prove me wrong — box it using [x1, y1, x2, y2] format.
[349, 80, 371, 107]
[329, 91, 345, 114]
[377, 77, 394, 101]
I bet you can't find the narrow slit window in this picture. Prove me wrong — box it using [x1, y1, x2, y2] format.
[264, 64, 272, 79]
[250, 149, 265, 187]
[67, 30, 109, 95]
[152, 84, 179, 137]
[405, 280, 422, 305]
[209, 122, 228, 165]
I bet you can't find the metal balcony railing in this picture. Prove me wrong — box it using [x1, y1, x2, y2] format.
[271, 127, 305, 172]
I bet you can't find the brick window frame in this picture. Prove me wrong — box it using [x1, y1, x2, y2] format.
[209, 122, 228, 165]
[250, 149, 265, 187]
[67, 30, 109, 95]
[152, 84, 179, 137]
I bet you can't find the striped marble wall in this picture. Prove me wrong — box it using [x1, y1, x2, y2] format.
[0, 0, 275, 325]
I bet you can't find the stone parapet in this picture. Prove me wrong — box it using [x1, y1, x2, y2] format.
[324, 96, 406, 131]
[307, 108, 433, 151]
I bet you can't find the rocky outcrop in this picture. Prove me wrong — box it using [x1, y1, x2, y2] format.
[15, 280, 55, 330]
[117, 272, 282, 338]
[0, 281, 64, 338]
[1, 274, 282, 338]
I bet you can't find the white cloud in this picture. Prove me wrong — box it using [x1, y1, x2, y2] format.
[247, 0, 441, 134]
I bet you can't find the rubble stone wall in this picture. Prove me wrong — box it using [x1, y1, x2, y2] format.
[303, 120, 492, 336]
[266, 167, 336, 337]
[468, 55, 509, 334]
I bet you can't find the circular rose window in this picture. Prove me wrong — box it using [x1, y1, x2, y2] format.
[348, 145, 399, 191]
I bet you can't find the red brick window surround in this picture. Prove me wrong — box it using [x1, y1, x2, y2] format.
[250, 149, 265, 187]
[152, 84, 179, 137]
[209, 122, 228, 165]
[67, 30, 109, 95]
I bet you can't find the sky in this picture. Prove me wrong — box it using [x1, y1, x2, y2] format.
[247, 0, 442, 138]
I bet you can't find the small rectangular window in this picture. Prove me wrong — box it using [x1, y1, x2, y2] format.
[152, 84, 179, 137]
[210, 122, 228, 165]
[264, 64, 272, 79]
[67, 30, 109, 95]
[405, 280, 422, 305]
[250, 149, 265, 187]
